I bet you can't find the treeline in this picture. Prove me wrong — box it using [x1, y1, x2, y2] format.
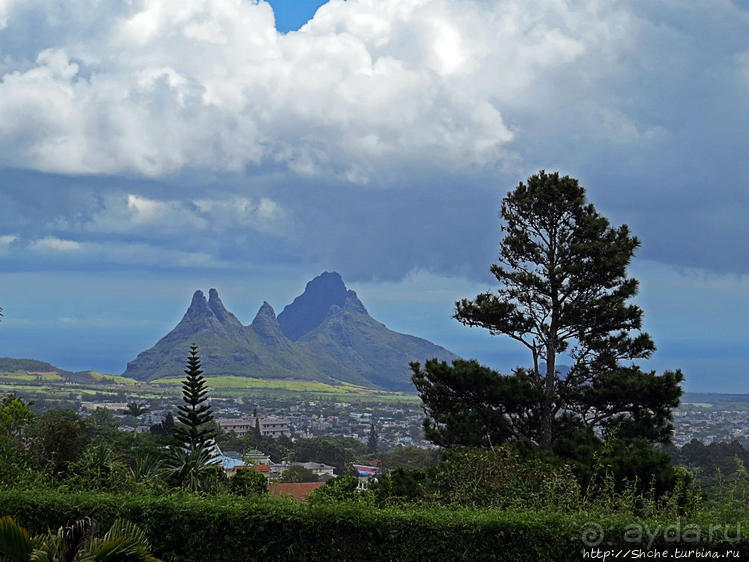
[217, 426, 439, 475]
[0, 392, 439, 495]
[666, 439, 749, 490]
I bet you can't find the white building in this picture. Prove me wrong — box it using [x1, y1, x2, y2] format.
[217, 416, 291, 438]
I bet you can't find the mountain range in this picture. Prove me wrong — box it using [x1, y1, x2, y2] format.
[122, 272, 458, 391]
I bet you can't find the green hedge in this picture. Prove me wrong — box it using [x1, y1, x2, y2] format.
[0, 490, 745, 561]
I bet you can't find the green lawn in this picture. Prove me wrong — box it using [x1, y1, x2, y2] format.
[0, 371, 64, 382]
[0, 373, 420, 405]
[153, 375, 371, 393]
[88, 371, 139, 385]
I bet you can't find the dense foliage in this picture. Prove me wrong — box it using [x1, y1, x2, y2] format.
[3, 387, 749, 558]
[3, 490, 746, 562]
[228, 468, 268, 497]
[278, 465, 319, 483]
[290, 435, 365, 474]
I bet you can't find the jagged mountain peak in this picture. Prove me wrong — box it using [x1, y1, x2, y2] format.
[344, 290, 367, 315]
[184, 290, 210, 319]
[277, 271, 351, 340]
[207, 288, 242, 327]
[176, 288, 242, 335]
[123, 273, 460, 391]
[255, 300, 276, 318]
[250, 301, 288, 346]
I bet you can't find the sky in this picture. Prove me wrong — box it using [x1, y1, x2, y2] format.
[0, 0, 748, 392]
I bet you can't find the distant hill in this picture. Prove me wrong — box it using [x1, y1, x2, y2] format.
[0, 357, 136, 385]
[0, 357, 73, 375]
[123, 272, 459, 391]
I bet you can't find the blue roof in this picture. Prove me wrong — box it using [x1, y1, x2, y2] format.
[216, 455, 245, 470]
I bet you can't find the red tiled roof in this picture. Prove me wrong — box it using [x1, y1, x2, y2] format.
[269, 482, 325, 501]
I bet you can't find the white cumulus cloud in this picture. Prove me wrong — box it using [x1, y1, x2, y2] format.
[0, 0, 636, 180]
[31, 236, 82, 252]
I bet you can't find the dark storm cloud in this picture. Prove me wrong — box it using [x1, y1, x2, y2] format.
[0, 0, 746, 280]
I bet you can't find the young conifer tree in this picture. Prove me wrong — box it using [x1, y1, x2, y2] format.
[367, 421, 378, 454]
[174, 344, 215, 454]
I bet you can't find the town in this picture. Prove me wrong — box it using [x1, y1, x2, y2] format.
[72, 392, 749, 463]
[79, 394, 430, 452]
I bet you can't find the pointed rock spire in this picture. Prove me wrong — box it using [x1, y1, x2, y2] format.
[185, 290, 210, 320]
[344, 290, 368, 315]
[250, 301, 288, 346]
[169, 289, 223, 335]
[208, 288, 242, 327]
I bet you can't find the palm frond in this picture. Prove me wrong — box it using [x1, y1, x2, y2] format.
[85, 519, 158, 562]
[0, 516, 39, 562]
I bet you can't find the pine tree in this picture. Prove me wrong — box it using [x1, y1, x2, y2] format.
[412, 171, 683, 490]
[173, 344, 215, 454]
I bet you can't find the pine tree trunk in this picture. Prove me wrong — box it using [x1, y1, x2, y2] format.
[542, 345, 555, 449]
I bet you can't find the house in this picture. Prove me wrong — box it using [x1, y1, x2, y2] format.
[216, 454, 245, 471]
[216, 417, 254, 437]
[216, 416, 291, 438]
[257, 417, 291, 438]
[274, 461, 336, 478]
[230, 464, 271, 477]
[352, 464, 380, 477]
[80, 402, 129, 412]
[296, 461, 335, 478]
[244, 449, 271, 465]
[352, 464, 381, 490]
[208, 446, 244, 471]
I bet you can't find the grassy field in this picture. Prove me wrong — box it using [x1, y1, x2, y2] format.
[0, 372, 420, 405]
[88, 371, 139, 385]
[0, 371, 64, 382]
[0, 383, 117, 396]
[152, 375, 420, 403]
[154, 375, 368, 392]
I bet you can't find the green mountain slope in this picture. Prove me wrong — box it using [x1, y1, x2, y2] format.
[0, 357, 71, 374]
[123, 272, 459, 390]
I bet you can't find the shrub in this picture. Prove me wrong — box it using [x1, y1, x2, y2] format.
[307, 476, 370, 505]
[0, 489, 747, 561]
[279, 465, 318, 483]
[370, 469, 428, 507]
[229, 469, 268, 497]
[64, 444, 135, 493]
[429, 446, 582, 511]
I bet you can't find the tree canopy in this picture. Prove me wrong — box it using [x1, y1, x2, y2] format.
[291, 436, 365, 475]
[279, 465, 319, 483]
[412, 171, 683, 486]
